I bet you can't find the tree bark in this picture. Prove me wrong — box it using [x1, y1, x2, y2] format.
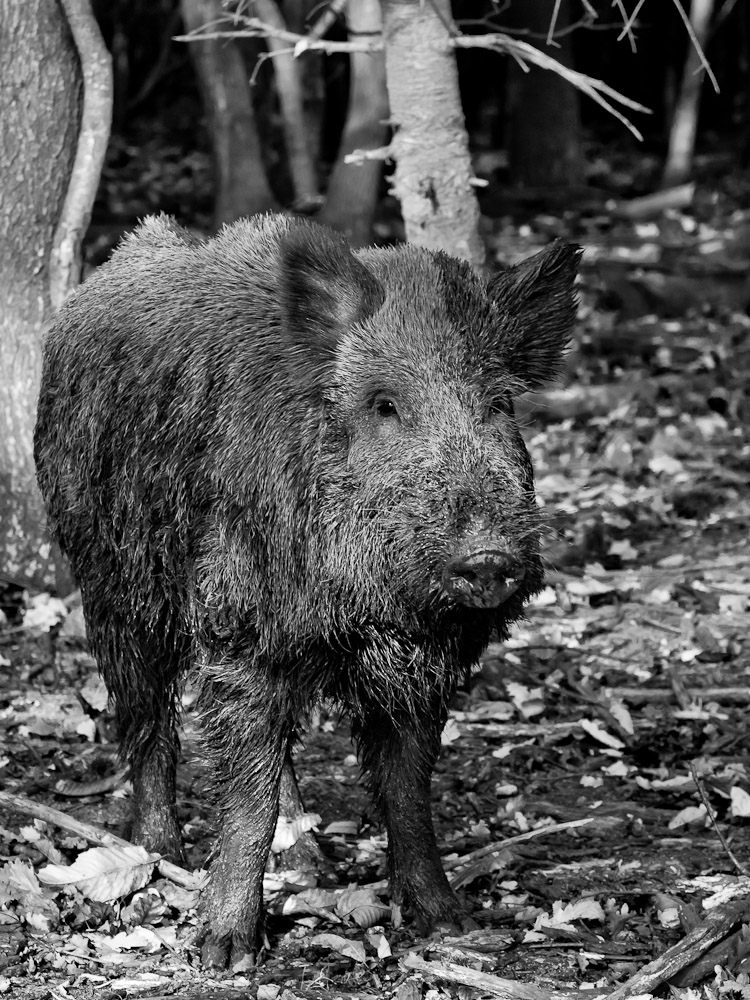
[0, 1, 82, 589]
[662, 0, 714, 188]
[506, 0, 584, 188]
[381, 0, 485, 267]
[181, 0, 277, 227]
[319, 0, 389, 246]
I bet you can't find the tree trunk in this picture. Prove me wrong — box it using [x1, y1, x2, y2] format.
[319, 0, 389, 246]
[662, 0, 714, 188]
[272, 755, 325, 872]
[253, 0, 319, 208]
[181, 0, 277, 227]
[506, 0, 583, 188]
[381, 0, 485, 267]
[283, 0, 324, 177]
[0, 1, 82, 589]
[51, 0, 112, 310]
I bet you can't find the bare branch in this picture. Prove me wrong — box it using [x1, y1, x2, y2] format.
[612, 0, 639, 53]
[175, 13, 650, 138]
[451, 33, 651, 140]
[670, 0, 719, 93]
[174, 22, 380, 53]
[617, 0, 647, 43]
[50, 0, 112, 310]
[547, 0, 563, 46]
[343, 144, 395, 165]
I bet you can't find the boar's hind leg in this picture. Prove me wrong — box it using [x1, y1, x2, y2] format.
[197, 664, 291, 969]
[85, 600, 185, 863]
[352, 698, 469, 933]
[128, 709, 183, 863]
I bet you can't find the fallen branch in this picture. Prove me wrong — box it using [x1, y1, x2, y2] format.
[447, 818, 595, 889]
[607, 896, 750, 1000]
[617, 182, 695, 218]
[402, 953, 554, 1000]
[607, 687, 750, 705]
[54, 768, 129, 797]
[444, 817, 594, 874]
[0, 790, 198, 889]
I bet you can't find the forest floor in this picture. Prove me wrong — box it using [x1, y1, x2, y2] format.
[2, 156, 750, 1000]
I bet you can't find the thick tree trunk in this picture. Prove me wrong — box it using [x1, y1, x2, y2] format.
[506, 0, 583, 188]
[381, 0, 485, 267]
[181, 0, 277, 227]
[0, 1, 82, 589]
[319, 0, 388, 246]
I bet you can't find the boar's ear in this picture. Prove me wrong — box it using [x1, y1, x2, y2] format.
[488, 240, 581, 390]
[279, 221, 384, 385]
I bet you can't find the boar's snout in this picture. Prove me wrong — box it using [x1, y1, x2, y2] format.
[442, 547, 526, 609]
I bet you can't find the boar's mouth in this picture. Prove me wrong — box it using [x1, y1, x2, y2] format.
[441, 547, 526, 609]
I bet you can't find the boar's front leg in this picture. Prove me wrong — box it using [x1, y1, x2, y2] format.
[352, 690, 470, 933]
[197, 659, 291, 968]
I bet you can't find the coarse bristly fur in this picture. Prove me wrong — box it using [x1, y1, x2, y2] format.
[34, 214, 581, 968]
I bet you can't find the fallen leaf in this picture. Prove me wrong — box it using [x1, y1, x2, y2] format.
[38, 845, 159, 902]
[730, 786, 750, 819]
[310, 932, 367, 962]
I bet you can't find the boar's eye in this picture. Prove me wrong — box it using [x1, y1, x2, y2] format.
[486, 394, 513, 421]
[372, 395, 400, 420]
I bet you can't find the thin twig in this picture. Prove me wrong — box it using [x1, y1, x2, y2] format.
[617, 0, 647, 43]
[689, 762, 749, 877]
[444, 817, 594, 873]
[612, 0, 638, 53]
[547, 0, 562, 46]
[174, 24, 379, 53]
[451, 33, 650, 139]
[670, 0, 720, 93]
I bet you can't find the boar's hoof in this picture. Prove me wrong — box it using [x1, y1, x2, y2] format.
[443, 549, 525, 609]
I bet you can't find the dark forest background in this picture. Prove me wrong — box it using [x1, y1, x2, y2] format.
[87, 0, 750, 253]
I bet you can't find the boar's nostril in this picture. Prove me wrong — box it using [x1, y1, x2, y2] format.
[443, 549, 526, 609]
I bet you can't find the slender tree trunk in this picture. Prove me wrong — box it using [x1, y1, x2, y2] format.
[51, 0, 112, 310]
[283, 0, 324, 175]
[181, 0, 277, 227]
[662, 0, 714, 187]
[273, 756, 325, 871]
[254, 0, 319, 207]
[381, 0, 485, 267]
[0, 1, 82, 589]
[319, 0, 388, 246]
[506, 0, 583, 188]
